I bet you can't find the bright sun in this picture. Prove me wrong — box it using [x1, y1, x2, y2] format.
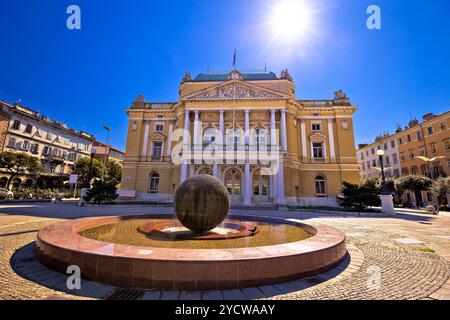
[267, 0, 317, 43]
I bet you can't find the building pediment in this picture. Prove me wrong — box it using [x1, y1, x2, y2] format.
[181, 80, 290, 102]
[309, 132, 327, 141]
[149, 132, 167, 141]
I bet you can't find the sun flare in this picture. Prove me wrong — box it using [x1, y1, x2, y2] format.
[266, 0, 318, 44]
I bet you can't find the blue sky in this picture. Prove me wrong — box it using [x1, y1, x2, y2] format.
[0, 0, 449, 151]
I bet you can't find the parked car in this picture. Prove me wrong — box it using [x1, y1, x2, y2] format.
[0, 188, 14, 200]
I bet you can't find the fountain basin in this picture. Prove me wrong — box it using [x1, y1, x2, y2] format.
[36, 214, 347, 291]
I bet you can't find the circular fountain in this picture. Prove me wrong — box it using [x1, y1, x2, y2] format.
[36, 175, 347, 290]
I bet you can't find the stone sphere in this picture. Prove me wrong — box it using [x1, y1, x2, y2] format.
[174, 174, 230, 233]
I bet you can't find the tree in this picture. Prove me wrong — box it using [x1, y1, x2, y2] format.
[0, 152, 42, 189]
[84, 179, 119, 204]
[106, 160, 122, 182]
[74, 157, 122, 185]
[395, 175, 433, 204]
[340, 181, 381, 211]
[74, 157, 102, 185]
[430, 177, 450, 206]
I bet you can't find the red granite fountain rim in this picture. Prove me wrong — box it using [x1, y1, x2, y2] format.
[37, 214, 346, 262]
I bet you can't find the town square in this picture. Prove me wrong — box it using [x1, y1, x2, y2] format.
[1, 0, 450, 309]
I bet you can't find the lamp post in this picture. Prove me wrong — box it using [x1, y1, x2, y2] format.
[377, 149, 395, 214]
[101, 125, 111, 181]
[377, 149, 387, 191]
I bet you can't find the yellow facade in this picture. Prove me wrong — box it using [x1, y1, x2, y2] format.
[396, 113, 450, 178]
[120, 69, 360, 206]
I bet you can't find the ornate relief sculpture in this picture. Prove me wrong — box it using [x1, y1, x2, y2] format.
[191, 83, 282, 100]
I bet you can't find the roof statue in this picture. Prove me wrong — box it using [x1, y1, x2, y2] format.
[280, 69, 293, 81]
[182, 72, 192, 83]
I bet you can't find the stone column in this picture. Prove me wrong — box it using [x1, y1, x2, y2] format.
[167, 122, 173, 158]
[270, 109, 277, 148]
[180, 111, 190, 183]
[219, 110, 225, 145]
[300, 120, 307, 158]
[142, 121, 150, 157]
[213, 162, 218, 178]
[244, 110, 250, 146]
[328, 119, 336, 159]
[193, 110, 200, 145]
[280, 110, 287, 152]
[277, 156, 286, 205]
[244, 162, 251, 206]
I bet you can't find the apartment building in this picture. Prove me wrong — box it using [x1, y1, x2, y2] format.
[357, 111, 450, 204]
[0, 101, 95, 189]
[358, 132, 401, 180]
[93, 141, 125, 164]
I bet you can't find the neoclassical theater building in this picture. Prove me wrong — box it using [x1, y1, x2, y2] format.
[120, 69, 360, 207]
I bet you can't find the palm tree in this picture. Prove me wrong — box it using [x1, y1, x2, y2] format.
[415, 156, 446, 179]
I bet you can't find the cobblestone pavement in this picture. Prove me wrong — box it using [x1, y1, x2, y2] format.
[1, 203, 450, 300]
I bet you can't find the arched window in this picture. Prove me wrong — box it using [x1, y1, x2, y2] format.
[251, 128, 267, 150]
[315, 176, 327, 197]
[203, 128, 217, 145]
[226, 128, 244, 149]
[149, 172, 160, 193]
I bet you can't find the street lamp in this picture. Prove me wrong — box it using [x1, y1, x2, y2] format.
[376, 149, 387, 191]
[101, 125, 111, 181]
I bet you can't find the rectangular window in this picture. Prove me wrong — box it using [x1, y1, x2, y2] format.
[407, 135, 412, 143]
[155, 123, 164, 132]
[12, 120, 21, 130]
[367, 161, 371, 169]
[430, 143, 437, 155]
[361, 163, 365, 171]
[25, 124, 33, 134]
[43, 146, 50, 155]
[371, 148, 375, 155]
[7, 137, 16, 148]
[312, 142, 324, 159]
[427, 127, 434, 135]
[441, 122, 447, 131]
[391, 140, 395, 148]
[311, 123, 321, 131]
[398, 138, 403, 145]
[393, 154, 398, 165]
[152, 142, 163, 158]
[444, 139, 450, 152]
[60, 164, 65, 174]
[30, 143, 39, 154]
[21, 141, 30, 151]
[417, 131, 422, 141]
[372, 160, 376, 167]
[384, 143, 388, 151]
[385, 156, 390, 166]
[50, 163, 56, 173]
[419, 147, 425, 156]
[409, 151, 415, 160]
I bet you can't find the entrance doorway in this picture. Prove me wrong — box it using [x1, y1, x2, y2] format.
[253, 171, 269, 204]
[225, 169, 242, 203]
